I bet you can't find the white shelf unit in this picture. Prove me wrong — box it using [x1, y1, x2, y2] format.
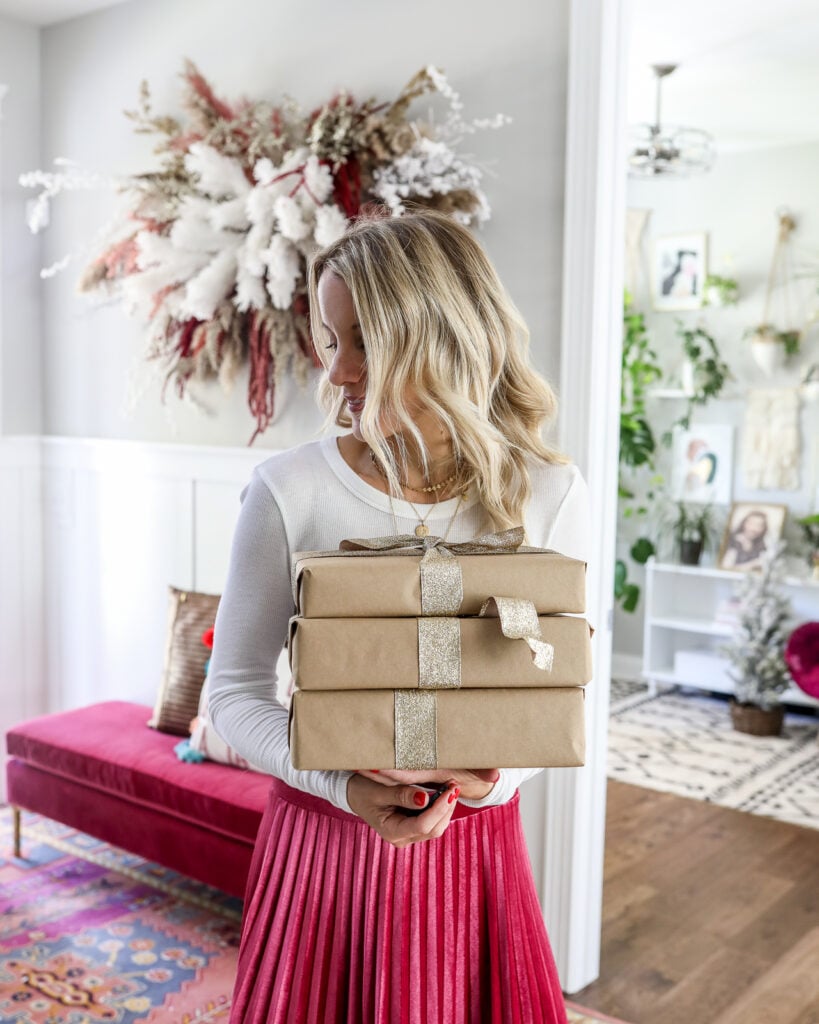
[643, 558, 819, 709]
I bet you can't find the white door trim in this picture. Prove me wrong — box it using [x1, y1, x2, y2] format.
[541, 0, 628, 993]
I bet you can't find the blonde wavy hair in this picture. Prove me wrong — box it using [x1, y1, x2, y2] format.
[308, 208, 567, 530]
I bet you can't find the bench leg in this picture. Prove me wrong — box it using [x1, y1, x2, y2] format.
[12, 806, 21, 858]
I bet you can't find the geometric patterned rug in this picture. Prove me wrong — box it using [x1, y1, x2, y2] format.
[608, 680, 819, 831]
[0, 808, 629, 1024]
[0, 809, 242, 1022]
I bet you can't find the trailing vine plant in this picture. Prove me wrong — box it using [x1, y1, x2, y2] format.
[664, 321, 732, 444]
[616, 292, 664, 613]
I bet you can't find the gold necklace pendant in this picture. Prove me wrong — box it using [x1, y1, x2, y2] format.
[415, 523, 430, 538]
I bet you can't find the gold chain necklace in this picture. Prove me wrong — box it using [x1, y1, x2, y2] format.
[388, 490, 466, 540]
[369, 448, 458, 495]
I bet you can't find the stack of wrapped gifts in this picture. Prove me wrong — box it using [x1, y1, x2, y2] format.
[287, 528, 592, 771]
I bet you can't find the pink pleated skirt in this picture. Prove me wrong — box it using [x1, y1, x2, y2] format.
[229, 778, 569, 1024]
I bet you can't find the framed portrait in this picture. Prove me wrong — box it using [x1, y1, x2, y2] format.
[671, 425, 733, 505]
[652, 232, 708, 311]
[717, 502, 787, 573]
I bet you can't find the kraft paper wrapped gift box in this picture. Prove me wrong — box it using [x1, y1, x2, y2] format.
[289, 613, 592, 691]
[293, 540, 587, 619]
[288, 687, 587, 770]
[286, 530, 591, 771]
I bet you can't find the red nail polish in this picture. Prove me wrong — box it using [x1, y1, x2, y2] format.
[414, 792, 427, 807]
[454, 787, 461, 800]
[371, 769, 380, 773]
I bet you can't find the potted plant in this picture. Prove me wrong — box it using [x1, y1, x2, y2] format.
[745, 323, 801, 376]
[796, 513, 819, 581]
[720, 545, 793, 735]
[670, 501, 716, 565]
[702, 273, 739, 307]
[668, 322, 731, 442]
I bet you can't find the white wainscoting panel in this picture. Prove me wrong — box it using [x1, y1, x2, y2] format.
[0, 437, 46, 802]
[38, 438, 265, 711]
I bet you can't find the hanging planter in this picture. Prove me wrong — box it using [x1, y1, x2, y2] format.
[745, 210, 803, 377]
[747, 325, 797, 375]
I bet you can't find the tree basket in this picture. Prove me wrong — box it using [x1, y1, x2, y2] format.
[729, 700, 784, 737]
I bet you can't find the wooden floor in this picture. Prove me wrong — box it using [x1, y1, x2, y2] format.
[572, 780, 819, 1024]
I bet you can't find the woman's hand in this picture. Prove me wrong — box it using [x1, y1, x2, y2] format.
[355, 768, 500, 802]
[346, 774, 461, 848]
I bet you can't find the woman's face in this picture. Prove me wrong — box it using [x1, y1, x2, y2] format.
[743, 512, 768, 539]
[317, 270, 425, 444]
[318, 271, 368, 440]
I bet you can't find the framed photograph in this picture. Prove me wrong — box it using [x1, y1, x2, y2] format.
[652, 232, 708, 311]
[671, 425, 733, 505]
[718, 502, 787, 572]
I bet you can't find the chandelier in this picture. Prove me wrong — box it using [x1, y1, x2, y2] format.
[628, 64, 715, 178]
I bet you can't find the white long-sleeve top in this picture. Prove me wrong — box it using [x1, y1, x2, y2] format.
[208, 434, 590, 815]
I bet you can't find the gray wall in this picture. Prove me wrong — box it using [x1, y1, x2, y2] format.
[614, 140, 819, 660]
[0, 14, 41, 436]
[39, 0, 569, 448]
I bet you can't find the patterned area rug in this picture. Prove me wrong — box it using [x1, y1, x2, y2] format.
[608, 681, 819, 830]
[0, 809, 241, 1022]
[0, 809, 630, 1024]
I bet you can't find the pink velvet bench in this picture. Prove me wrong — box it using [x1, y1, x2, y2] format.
[5, 700, 272, 899]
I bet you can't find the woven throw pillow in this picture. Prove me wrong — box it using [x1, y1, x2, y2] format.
[148, 587, 220, 735]
[189, 685, 263, 771]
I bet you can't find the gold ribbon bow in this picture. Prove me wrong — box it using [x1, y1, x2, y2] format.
[339, 526, 527, 556]
[340, 527, 527, 615]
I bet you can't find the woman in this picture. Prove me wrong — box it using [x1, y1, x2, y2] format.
[722, 510, 769, 571]
[208, 208, 590, 1023]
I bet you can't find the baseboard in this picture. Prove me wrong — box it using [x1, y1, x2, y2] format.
[610, 651, 643, 682]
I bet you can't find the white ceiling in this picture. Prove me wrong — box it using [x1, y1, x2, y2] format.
[629, 0, 819, 150]
[2, 0, 817, 151]
[0, 0, 127, 25]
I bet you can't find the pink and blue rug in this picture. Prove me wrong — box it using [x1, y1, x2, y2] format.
[0, 809, 240, 1022]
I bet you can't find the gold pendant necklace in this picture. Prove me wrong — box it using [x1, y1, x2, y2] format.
[406, 498, 435, 538]
[388, 490, 466, 541]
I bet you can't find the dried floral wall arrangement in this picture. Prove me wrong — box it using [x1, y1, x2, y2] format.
[22, 63, 508, 443]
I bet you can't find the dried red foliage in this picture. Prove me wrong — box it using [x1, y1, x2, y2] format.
[247, 312, 275, 445]
[184, 64, 235, 122]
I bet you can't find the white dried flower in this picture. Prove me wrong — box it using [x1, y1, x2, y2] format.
[303, 155, 334, 204]
[274, 195, 311, 242]
[263, 234, 300, 309]
[183, 246, 240, 320]
[185, 143, 250, 199]
[372, 137, 491, 225]
[314, 204, 349, 247]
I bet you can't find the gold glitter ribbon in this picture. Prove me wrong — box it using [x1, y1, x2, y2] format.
[417, 617, 461, 688]
[394, 690, 438, 769]
[479, 596, 555, 672]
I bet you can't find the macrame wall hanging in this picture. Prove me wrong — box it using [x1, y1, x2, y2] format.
[741, 387, 801, 490]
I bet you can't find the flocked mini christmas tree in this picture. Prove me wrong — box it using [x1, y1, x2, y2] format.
[721, 543, 794, 710]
